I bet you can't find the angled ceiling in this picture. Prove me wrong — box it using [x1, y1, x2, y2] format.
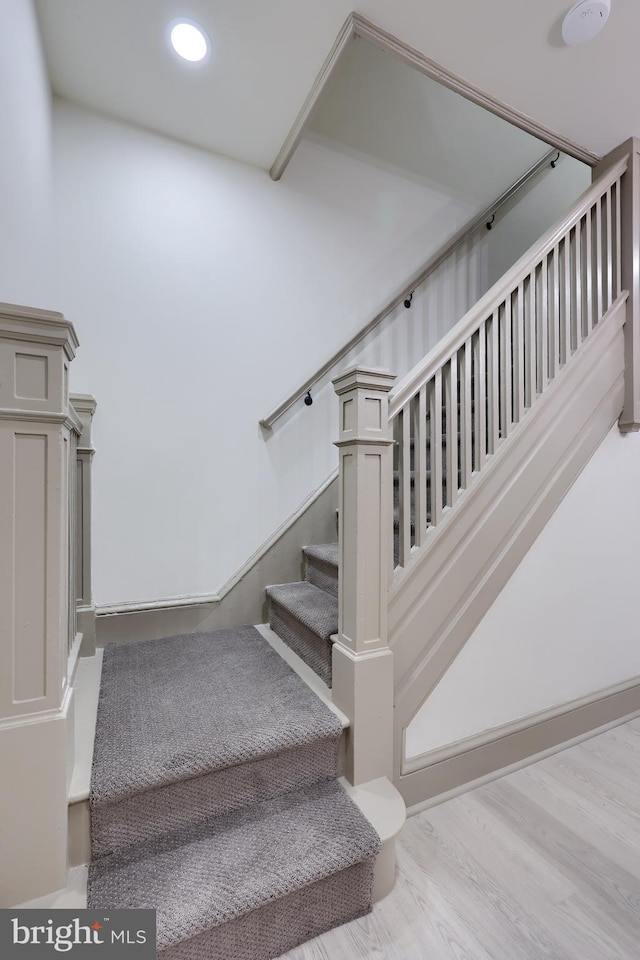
[308, 38, 555, 207]
[35, 0, 640, 171]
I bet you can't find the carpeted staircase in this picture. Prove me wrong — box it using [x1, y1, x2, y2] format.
[87, 376, 449, 951]
[266, 544, 339, 687]
[88, 625, 381, 959]
[264, 418, 456, 687]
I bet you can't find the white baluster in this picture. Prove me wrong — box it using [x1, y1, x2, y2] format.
[574, 221, 583, 348]
[513, 285, 524, 421]
[606, 184, 613, 309]
[460, 338, 472, 489]
[430, 369, 443, 526]
[537, 255, 548, 393]
[445, 356, 458, 506]
[500, 298, 512, 438]
[398, 407, 412, 568]
[414, 384, 428, 547]
[488, 309, 499, 453]
[525, 271, 536, 408]
[562, 234, 571, 364]
[595, 195, 603, 320]
[615, 178, 622, 298]
[549, 245, 560, 379]
[585, 206, 593, 337]
[475, 321, 487, 470]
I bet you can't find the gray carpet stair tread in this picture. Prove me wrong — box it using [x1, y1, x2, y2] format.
[91, 626, 342, 807]
[88, 779, 381, 951]
[303, 543, 338, 568]
[266, 582, 338, 640]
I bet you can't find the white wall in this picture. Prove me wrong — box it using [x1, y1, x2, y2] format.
[52, 98, 593, 611]
[406, 426, 640, 759]
[0, 0, 53, 309]
[487, 154, 592, 285]
[53, 100, 490, 607]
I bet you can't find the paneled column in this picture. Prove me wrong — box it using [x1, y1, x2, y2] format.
[332, 365, 395, 785]
[595, 138, 640, 431]
[0, 302, 79, 905]
[70, 394, 97, 657]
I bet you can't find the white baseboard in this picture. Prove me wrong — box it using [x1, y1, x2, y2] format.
[398, 675, 640, 811]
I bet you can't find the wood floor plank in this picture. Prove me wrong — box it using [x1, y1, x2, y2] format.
[402, 809, 574, 960]
[515, 765, 640, 874]
[478, 780, 640, 932]
[283, 718, 640, 960]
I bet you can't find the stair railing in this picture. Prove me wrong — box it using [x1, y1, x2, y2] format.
[262, 149, 560, 429]
[389, 154, 628, 572]
[330, 153, 628, 788]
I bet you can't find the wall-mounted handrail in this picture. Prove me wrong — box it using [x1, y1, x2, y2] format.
[260, 148, 559, 429]
[388, 153, 628, 417]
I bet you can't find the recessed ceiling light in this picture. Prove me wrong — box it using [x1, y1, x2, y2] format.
[562, 1, 610, 46]
[169, 21, 209, 62]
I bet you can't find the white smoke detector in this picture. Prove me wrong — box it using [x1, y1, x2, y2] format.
[562, 1, 611, 45]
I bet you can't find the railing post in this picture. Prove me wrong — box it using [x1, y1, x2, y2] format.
[0, 302, 79, 904]
[70, 394, 97, 657]
[332, 364, 395, 785]
[595, 137, 640, 431]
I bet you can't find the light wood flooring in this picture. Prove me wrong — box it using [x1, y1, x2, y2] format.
[285, 716, 640, 960]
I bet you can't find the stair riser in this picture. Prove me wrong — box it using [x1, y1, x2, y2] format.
[269, 603, 333, 687]
[159, 859, 376, 960]
[91, 739, 339, 860]
[305, 557, 338, 598]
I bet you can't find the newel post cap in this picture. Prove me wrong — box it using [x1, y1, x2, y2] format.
[332, 363, 396, 396]
[0, 301, 79, 360]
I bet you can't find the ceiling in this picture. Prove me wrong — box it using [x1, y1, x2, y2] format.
[35, 0, 640, 172]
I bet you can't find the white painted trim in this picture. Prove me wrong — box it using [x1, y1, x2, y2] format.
[68, 649, 104, 804]
[404, 673, 640, 774]
[390, 297, 626, 752]
[341, 775, 406, 902]
[254, 622, 350, 730]
[269, 15, 357, 181]
[69, 394, 97, 417]
[66, 631, 84, 689]
[270, 13, 600, 182]
[0, 300, 79, 357]
[0, 409, 82, 428]
[96, 469, 338, 615]
[17, 865, 88, 909]
[404, 705, 640, 818]
[351, 15, 599, 166]
[0, 684, 73, 731]
[389, 159, 628, 416]
[261, 150, 558, 429]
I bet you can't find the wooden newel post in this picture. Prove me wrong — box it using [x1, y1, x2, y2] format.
[70, 394, 98, 656]
[0, 302, 79, 904]
[332, 364, 395, 786]
[596, 137, 640, 432]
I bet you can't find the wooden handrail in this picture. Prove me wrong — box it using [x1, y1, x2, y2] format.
[260, 149, 560, 429]
[388, 154, 628, 418]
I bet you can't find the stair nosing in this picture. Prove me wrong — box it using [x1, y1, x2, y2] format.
[266, 581, 338, 641]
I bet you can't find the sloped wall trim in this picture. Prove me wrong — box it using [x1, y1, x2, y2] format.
[96, 473, 338, 644]
[391, 294, 627, 786]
